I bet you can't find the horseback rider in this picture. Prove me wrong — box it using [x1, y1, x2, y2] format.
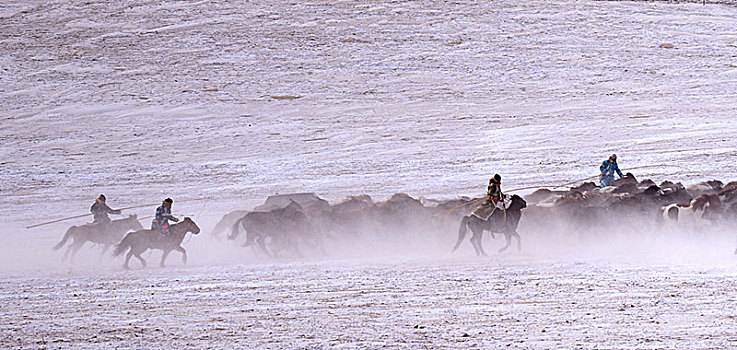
[488, 174, 504, 204]
[472, 174, 507, 220]
[487, 174, 507, 216]
[152, 198, 178, 236]
[599, 154, 624, 187]
[90, 194, 121, 229]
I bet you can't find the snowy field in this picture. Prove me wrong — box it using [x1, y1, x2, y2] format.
[3, 256, 737, 349]
[2, 0, 737, 348]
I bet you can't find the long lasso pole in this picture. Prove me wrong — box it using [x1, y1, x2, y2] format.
[26, 195, 215, 229]
[25, 202, 160, 229]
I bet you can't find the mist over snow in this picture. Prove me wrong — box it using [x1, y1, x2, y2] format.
[2, 0, 737, 348]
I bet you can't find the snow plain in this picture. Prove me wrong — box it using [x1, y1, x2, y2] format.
[2, 0, 737, 348]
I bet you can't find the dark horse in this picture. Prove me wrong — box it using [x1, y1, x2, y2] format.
[112, 217, 200, 269]
[53, 215, 143, 262]
[229, 201, 313, 257]
[452, 194, 527, 256]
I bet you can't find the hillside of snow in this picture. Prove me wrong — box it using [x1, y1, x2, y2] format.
[2, 0, 737, 348]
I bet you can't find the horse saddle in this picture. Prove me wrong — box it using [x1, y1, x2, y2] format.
[471, 198, 511, 220]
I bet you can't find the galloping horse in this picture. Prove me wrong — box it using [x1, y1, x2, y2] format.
[53, 215, 143, 262]
[112, 217, 200, 269]
[452, 195, 527, 256]
[229, 201, 313, 257]
[660, 194, 723, 229]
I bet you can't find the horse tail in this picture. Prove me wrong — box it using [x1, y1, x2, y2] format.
[211, 218, 229, 236]
[112, 233, 134, 257]
[452, 216, 470, 252]
[229, 216, 245, 240]
[53, 226, 76, 250]
[212, 211, 242, 236]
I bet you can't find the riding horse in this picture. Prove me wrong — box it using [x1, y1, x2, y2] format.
[53, 215, 143, 262]
[452, 195, 527, 256]
[112, 217, 200, 269]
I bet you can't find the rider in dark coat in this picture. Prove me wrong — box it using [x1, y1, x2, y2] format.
[473, 174, 506, 220]
[487, 174, 504, 203]
[152, 198, 178, 235]
[90, 194, 121, 228]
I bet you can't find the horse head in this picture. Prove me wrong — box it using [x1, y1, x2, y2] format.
[554, 191, 585, 207]
[126, 214, 144, 230]
[181, 217, 201, 235]
[283, 200, 305, 213]
[509, 194, 527, 210]
[642, 185, 663, 197]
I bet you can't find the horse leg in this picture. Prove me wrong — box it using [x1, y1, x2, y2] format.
[476, 231, 489, 257]
[288, 235, 303, 258]
[256, 236, 273, 257]
[468, 230, 480, 256]
[470, 230, 486, 257]
[99, 244, 110, 261]
[124, 251, 133, 270]
[69, 241, 85, 263]
[129, 247, 146, 268]
[160, 249, 171, 267]
[499, 232, 512, 253]
[513, 230, 522, 252]
[63, 244, 74, 261]
[452, 216, 470, 252]
[174, 246, 187, 264]
[135, 252, 147, 268]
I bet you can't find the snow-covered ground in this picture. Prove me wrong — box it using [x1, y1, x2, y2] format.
[2, 0, 737, 348]
[3, 255, 737, 349]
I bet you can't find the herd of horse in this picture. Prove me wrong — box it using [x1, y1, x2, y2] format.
[52, 173, 737, 268]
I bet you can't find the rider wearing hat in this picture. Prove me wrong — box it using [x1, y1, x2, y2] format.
[599, 154, 624, 187]
[487, 173, 504, 204]
[152, 198, 178, 236]
[472, 174, 507, 220]
[90, 194, 121, 228]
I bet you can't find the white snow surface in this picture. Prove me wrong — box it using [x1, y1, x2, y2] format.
[2, 0, 737, 348]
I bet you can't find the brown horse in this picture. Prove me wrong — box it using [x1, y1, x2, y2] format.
[53, 215, 143, 262]
[112, 217, 200, 269]
[453, 195, 527, 256]
[229, 201, 313, 257]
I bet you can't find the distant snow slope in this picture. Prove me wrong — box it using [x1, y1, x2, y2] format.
[3, 2, 737, 348]
[2, 0, 737, 225]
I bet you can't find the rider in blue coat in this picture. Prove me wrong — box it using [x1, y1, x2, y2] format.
[152, 198, 178, 235]
[599, 154, 624, 187]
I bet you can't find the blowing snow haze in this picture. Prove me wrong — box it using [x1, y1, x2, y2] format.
[2, 0, 737, 348]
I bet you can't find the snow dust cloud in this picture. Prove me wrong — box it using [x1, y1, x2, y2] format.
[3, 0, 737, 347]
